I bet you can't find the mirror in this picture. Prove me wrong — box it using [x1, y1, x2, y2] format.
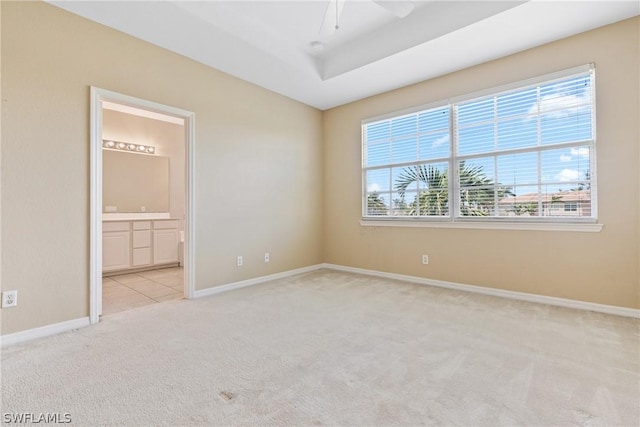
[103, 150, 170, 213]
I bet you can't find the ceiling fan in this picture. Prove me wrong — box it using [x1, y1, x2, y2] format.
[320, 0, 416, 36]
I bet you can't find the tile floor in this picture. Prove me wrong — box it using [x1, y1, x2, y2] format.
[102, 267, 184, 316]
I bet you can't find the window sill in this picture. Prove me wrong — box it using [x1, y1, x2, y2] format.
[360, 219, 603, 232]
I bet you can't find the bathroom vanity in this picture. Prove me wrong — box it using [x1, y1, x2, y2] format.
[102, 218, 180, 275]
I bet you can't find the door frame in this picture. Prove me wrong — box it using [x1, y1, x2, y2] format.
[89, 87, 196, 324]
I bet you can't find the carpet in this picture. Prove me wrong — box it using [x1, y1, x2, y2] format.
[2, 269, 639, 426]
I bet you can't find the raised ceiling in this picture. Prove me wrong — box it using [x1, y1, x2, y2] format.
[49, 1, 639, 110]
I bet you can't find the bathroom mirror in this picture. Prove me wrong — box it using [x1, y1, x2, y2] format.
[103, 150, 170, 213]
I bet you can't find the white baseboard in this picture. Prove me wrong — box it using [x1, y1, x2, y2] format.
[4, 263, 634, 347]
[322, 263, 640, 319]
[193, 264, 324, 299]
[1, 317, 91, 348]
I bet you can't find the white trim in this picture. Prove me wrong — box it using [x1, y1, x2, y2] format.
[102, 100, 185, 125]
[193, 265, 324, 299]
[322, 263, 639, 319]
[89, 87, 103, 324]
[360, 219, 603, 232]
[90, 87, 196, 323]
[1, 317, 90, 348]
[184, 113, 196, 300]
[4, 263, 635, 347]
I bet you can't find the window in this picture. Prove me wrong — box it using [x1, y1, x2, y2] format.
[564, 203, 578, 212]
[362, 65, 596, 223]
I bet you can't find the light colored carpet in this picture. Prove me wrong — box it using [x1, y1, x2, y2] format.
[2, 269, 639, 426]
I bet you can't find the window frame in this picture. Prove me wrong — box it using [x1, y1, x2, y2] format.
[361, 64, 601, 231]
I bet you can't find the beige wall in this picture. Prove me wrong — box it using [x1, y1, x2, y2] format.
[323, 17, 640, 309]
[0, 1, 323, 334]
[103, 109, 185, 218]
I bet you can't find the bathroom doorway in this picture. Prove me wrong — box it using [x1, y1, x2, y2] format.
[90, 88, 195, 323]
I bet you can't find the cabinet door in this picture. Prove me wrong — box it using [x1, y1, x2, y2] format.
[153, 229, 179, 265]
[133, 247, 151, 267]
[103, 231, 130, 271]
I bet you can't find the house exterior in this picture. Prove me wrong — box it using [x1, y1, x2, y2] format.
[498, 190, 592, 217]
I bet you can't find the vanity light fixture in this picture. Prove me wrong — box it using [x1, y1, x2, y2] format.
[102, 139, 156, 154]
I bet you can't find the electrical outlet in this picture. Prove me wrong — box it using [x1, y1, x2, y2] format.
[236, 256, 243, 267]
[264, 252, 270, 263]
[422, 254, 429, 265]
[2, 290, 18, 308]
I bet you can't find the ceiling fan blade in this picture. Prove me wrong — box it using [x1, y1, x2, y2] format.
[372, 0, 415, 18]
[319, 0, 346, 36]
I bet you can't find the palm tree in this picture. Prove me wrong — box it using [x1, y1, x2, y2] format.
[395, 164, 448, 216]
[367, 192, 388, 215]
[394, 161, 513, 216]
[458, 162, 507, 216]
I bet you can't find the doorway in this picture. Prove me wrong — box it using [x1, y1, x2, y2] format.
[90, 87, 195, 324]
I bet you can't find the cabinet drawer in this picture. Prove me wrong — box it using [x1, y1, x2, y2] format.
[133, 221, 151, 230]
[103, 222, 129, 232]
[133, 230, 151, 248]
[154, 220, 179, 230]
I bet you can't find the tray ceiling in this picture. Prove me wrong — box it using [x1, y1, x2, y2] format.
[49, 1, 639, 110]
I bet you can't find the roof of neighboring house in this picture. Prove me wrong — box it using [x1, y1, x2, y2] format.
[499, 190, 591, 205]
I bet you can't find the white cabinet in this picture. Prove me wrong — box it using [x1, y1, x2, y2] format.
[102, 219, 180, 274]
[153, 220, 179, 265]
[103, 222, 130, 272]
[132, 221, 151, 267]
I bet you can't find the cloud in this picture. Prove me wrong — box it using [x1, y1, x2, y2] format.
[559, 148, 589, 163]
[570, 147, 590, 157]
[432, 134, 449, 147]
[528, 92, 590, 118]
[556, 169, 580, 182]
[367, 183, 382, 192]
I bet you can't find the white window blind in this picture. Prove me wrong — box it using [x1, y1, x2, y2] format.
[362, 65, 596, 222]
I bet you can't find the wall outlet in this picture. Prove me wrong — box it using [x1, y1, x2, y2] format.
[422, 254, 429, 265]
[264, 252, 270, 263]
[236, 256, 243, 267]
[2, 290, 18, 308]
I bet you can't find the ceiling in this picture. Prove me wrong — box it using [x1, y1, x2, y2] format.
[49, 1, 639, 110]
